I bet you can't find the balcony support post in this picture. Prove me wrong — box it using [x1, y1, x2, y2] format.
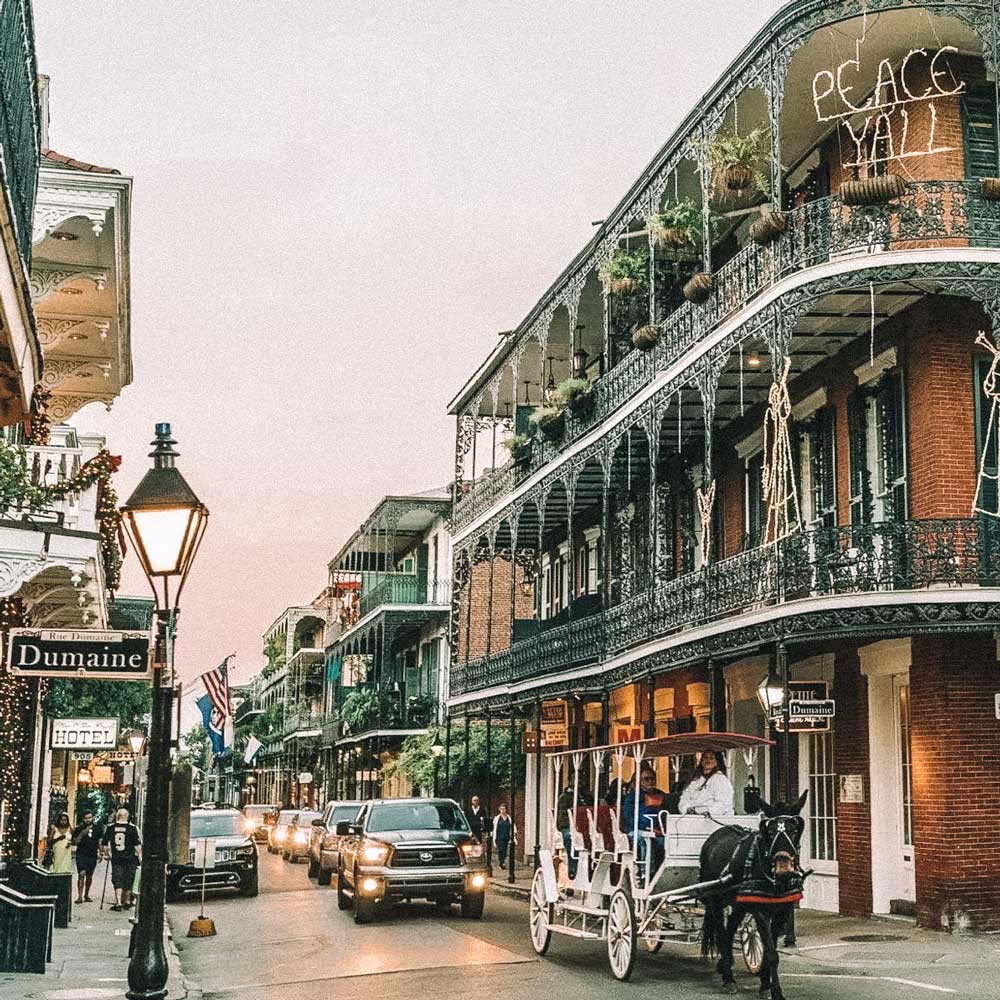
[464, 712, 471, 809]
[444, 715, 452, 797]
[645, 675, 656, 739]
[601, 475, 612, 610]
[533, 699, 542, 870]
[485, 711, 493, 874]
[509, 713, 518, 882]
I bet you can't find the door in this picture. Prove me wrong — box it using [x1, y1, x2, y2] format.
[894, 676, 916, 904]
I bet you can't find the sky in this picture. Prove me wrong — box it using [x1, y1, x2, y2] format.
[33, 0, 785, 701]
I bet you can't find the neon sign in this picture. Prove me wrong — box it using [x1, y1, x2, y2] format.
[812, 46, 965, 168]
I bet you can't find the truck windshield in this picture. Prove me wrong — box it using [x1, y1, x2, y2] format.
[190, 813, 241, 838]
[366, 802, 469, 833]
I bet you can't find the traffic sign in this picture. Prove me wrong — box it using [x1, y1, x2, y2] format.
[789, 699, 836, 718]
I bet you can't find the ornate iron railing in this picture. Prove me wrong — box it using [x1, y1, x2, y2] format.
[0, 0, 39, 265]
[450, 518, 1000, 695]
[359, 574, 452, 618]
[454, 182, 1000, 531]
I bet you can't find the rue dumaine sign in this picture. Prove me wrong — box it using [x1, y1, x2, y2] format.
[5, 629, 152, 681]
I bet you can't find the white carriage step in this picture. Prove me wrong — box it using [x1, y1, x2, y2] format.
[549, 924, 605, 940]
[559, 900, 608, 916]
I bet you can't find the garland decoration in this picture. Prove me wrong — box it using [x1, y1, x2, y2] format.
[762, 357, 801, 544]
[26, 384, 52, 446]
[696, 480, 716, 566]
[0, 438, 124, 594]
[0, 598, 35, 861]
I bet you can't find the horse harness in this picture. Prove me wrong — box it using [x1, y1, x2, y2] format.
[713, 817, 807, 906]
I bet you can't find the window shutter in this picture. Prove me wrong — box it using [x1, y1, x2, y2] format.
[962, 90, 998, 179]
[877, 371, 908, 523]
[746, 452, 765, 547]
[847, 390, 872, 525]
[810, 406, 837, 527]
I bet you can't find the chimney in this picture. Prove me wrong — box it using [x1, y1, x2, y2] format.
[37, 74, 49, 151]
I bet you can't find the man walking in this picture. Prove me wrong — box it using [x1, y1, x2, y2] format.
[72, 810, 101, 903]
[101, 808, 141, 912]
[468, 795, 488, 843]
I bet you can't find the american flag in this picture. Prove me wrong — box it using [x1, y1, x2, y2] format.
[200, 655, 233, 719]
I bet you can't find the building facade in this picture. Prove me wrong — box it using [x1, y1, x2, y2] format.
[447, 0, 1000, 932]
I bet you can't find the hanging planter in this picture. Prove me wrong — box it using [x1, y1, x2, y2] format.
[981, 178, 1000, 202]
[598, 247, 649, 296]
[683, 272, 713, 304]
[631, 324, 659, 351]
[695, 126, 772, 200]
[647, 198, 701, 251]
[721, 163, 754, 192]
[839, 173, 907, 206]
[530, 406, 565, 443]
[556, 378, 595, 420]
[749, 210, 787, 246]
[506, 434, 533, 467]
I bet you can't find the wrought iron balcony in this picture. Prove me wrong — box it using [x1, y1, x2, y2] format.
[451, 518, 1000, 696]
[454, 182, 1000, 531]
[0, 0, 39, 266]
[358, 573, 451, 619]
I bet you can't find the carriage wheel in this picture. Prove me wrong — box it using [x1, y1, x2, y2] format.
[607, 888, 637, 981]
[529, 867, 553, 957]
[740, 913, 764, 975]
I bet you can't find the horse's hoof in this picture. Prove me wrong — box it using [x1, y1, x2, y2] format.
[722, 983, 739, 995]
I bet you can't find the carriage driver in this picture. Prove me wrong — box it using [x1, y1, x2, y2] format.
[622, 766, 668, 872]
[678, 749, 735, 816]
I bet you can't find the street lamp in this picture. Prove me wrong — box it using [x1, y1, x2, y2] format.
[127, 729, 147, 758]
[121, 423, 208, 1000]
[431, 741, 445, 797]
[756, 663, 785, 716]
[756, 644, 792, 803]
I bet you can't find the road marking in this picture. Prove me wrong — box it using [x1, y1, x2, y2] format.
[792, 942, 849, 951]
[784, 973, 956, 993]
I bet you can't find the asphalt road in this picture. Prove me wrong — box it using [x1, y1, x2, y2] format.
[168, 850, 998, 1000]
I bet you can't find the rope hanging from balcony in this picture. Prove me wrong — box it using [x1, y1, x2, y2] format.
[696, 480, 716, 565]
[973, 329, 1000, 518]
[762, 357, 801, 544]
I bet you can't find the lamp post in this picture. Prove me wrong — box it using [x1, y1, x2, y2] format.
[756, 643, 792, 803]
[121, 424, 208, 1000]
[431, 741, 444, 797]
[127, 729, 148, 827]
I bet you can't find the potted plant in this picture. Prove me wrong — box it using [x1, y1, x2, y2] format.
[647, 198, 702, 250]
[505, 433, 533, 466]
[698, 125, 771, 196]
[749, 207, 787, 246]
[683, 272, 713, 304]
[530, 406, 565, 442]
[839, 173, 907, 206]
[556, 377, 595, 419]
[598, 247, 649, 296]
[632, 323, 659, 351]
[981, 177, 1000, 201]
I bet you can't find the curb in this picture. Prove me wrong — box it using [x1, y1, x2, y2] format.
[490, 879, 530, 901]
[165, 909, 202, 1000]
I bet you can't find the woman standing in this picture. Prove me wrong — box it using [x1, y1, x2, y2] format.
[48, 812, 76, 874]
[492, 803, 517, 868]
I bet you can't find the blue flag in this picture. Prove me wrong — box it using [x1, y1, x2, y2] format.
[197, 694, 226, 756]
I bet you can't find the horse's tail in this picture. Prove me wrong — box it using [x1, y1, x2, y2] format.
[700, 900, 720, 959]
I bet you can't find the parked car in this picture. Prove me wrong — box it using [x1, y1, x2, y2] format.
[166, 808, 258, 902]
[241, 803, 278, 843]
[336, 798, 487, 924]
[283, 810, 321, 862]
[267, 809, 300, 854]
[307, 800, 364, 884]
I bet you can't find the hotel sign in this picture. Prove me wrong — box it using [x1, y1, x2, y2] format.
[51, 718, 119, 750]
[6, 629, 152, 681]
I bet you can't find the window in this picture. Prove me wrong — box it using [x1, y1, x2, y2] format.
[898, 683, 913, 849]
[575, 544, 587, 597]
[806, 733, 837, 863]
[962, 89, 998, 180]
[745, 451, 766, 547]
[809, 406, 837, 528]
[848, 370, 907, 524]
[588, 534, 600, 594]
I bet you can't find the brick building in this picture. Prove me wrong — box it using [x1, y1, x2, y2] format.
[445, 0, 1000, 931]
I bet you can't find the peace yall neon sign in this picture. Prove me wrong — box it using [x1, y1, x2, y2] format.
[812, 46, 965, 169]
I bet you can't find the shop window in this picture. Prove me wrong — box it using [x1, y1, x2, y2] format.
[806, 732, 837, 863]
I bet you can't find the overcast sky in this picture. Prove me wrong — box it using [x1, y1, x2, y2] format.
[33, 1, 785, 705]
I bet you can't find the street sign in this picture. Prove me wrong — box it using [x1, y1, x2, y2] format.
[193, 838, 217, 869]
[773, 681, 832, 732]
[541, 700, 569, 749]
[6, 629, 151, 680]
[51, 718, 119, 750]
[788, 699, 836, 718]
[71, 750, 135, 763]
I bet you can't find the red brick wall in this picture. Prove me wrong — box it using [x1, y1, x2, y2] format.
[833, 644, 873, 918]
[456, 556, 533, 663]
[910, 634, 1000, 932]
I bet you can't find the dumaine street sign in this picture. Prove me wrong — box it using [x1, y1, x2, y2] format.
[5, 629, 152, 681]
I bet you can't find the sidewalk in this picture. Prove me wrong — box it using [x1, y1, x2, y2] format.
[0, 892, 186, 1000]
[490, 865, 1000, 974]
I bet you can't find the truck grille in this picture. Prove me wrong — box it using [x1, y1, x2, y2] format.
[390, 845, 461, 868]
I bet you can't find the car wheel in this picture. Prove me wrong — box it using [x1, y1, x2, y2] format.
[282, 850, 290, 861]
[353, 869, 375, 924]
[336, 864, 352, 911]
[317, 865, 332, 887]
[267, 845, 277, 854]
[307, 856, 319, 879]
[240, 870, 259, 898]
[460, 892, 485, 920]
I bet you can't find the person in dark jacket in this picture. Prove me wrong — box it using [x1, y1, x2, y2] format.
[72, 811, 101, 903]
[468, 795, 489, 842]
[491, 804, 517, 868]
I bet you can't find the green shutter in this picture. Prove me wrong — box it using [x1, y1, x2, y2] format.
[963, 90, 998, 179]
[746, 452, 765, 547]
[974, 355, 999, 515]
[810, 406, 838, 527]
[877, 371, 908, 523]
[847, 390, 872, 525]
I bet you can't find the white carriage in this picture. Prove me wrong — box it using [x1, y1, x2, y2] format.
[528, 731, 773, 981]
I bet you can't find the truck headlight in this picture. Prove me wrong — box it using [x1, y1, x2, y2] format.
[274, 828, 287, 841]
[470, 873, 487, 889]
[293, 830, 307, 844]
[243, 819, 256, 833]
[361, 840, 389, 864]
[461, 842, 483, 860]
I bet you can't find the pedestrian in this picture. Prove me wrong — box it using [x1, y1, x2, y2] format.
[467, 795, 488, 843]
[491, 803, 517, 868]
[72, 810, 101, 903]
[101, 807, 141, 912]
[46, 812, 75, 874]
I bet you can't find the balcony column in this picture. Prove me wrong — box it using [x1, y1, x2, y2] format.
[464, 713, 471, 808]
[444, 715, 452, 797]
[485, 711, 493, 873]
[509, 520, 519, 652]
[766, 45, 788, 212]
[566, 473, 576, 620]
[509, 713, 518, 881]
[601, 471, 612, 610]
[464, 544, 474, 665]
[645, 675, 656, 738]
[485, 534, 496, 656]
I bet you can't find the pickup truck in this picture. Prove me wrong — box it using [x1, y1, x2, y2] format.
[335, 798, 487, 924]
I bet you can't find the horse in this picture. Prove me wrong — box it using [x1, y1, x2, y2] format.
[699, 791, 808, 999]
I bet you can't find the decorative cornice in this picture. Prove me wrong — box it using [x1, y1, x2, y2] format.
[37, 314, 112, 350]
[32, 185, 117, 244]
[30, 265, 108, 303]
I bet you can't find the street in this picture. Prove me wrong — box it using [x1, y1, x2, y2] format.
[167, 850, 999, 1000]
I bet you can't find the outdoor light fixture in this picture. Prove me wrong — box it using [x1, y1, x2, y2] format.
[544, 359, 558, 403]
[573, 348, 589, 378]
[756, 662, 786, 716]
[431, 740, 445, 797]
[431, 742, 445, 758]
[747, 353, 762, 368]
[77, 767, 92, 785]
[123, 423, 208, 1000]
[127, 729, 147, 757]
